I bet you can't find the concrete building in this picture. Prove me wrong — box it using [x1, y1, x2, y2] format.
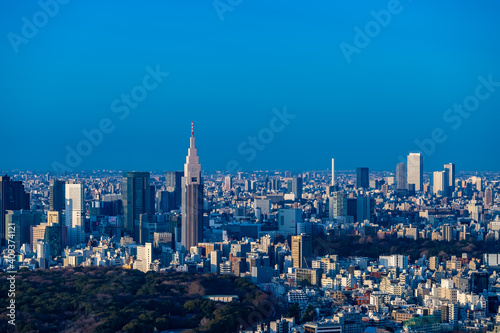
[292, 234, 312, 268]
[407, 152, 423, 192]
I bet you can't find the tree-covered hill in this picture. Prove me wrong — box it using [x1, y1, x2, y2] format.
[313, 234, 500, 261]
[0, 267, 276, 333]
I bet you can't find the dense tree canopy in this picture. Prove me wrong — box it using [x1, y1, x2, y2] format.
[313, 234, 499, 261]
[0, 267, 276, 333]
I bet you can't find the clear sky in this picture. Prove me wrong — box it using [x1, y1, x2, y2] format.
[1, 0, 500, 173]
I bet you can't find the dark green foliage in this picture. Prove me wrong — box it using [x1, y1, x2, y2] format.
[301, 304, 316, 323]
[286, 302, 301, 323]
[0, 267, 276, 332]
[313, 234, 499, 261]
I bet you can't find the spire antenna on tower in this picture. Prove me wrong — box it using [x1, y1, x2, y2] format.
[191, 121, 194, 136]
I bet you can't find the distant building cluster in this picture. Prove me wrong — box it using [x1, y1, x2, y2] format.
[2, 137, 500, 332]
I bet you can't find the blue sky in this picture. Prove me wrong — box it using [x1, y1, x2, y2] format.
[1, 0, 500, 173]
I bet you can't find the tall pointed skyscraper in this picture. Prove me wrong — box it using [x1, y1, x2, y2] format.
[181, 122, 204, 251]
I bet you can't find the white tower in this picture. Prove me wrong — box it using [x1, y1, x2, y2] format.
[331, 158, 335, 186]
[65, 181, 84, 246]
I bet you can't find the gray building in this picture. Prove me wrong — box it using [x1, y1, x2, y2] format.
[288, 177, 303, 200]
[396, 162, 407, 190]
[122, 172, 155, 239]
[165, 171, 183, 211]
[329, 191, 347, 220]
[278, 208, 302, 236]
[444, 163, 455, 196]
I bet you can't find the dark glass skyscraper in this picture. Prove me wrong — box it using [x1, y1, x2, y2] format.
[0, 175, 30, 246]
[181, 123, 203, 251]
[356, 167, 369, 189]
[444, 163, 455, 196]
[396, 162, 407, 190]
[122, 172, 155, 239]
[49, 179, 65, 212]
[291, 177, 302, 200]
[165, 171, 183, 210]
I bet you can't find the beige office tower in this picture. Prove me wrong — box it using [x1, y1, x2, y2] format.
[429, 256, 439, 270]
[291, 234, 312, 268]
[47, 211, 60, 226]
[433, 170, 448, 197]
[407, 152, 423, 192]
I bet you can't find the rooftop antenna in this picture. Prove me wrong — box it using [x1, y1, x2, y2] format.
[191, 121, 194, 136]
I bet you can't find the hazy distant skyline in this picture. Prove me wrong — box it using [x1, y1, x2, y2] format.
[2, 1, 500, 172]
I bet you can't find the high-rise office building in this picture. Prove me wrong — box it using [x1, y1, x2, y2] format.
[0, 176, 30, 246]
[433, 170, 449, 197]
[331, 158, 335, 186]
[471, 272, 489, 294]
[254, 198, 271, 216]
[122, 172, 155, 239]
[289, 177, 303, 200]
[267, 177, 280, 191]
[407, 152, 423, 192]
[443, 224, 453, 242]
[165, 171, 183, 210]
[65, 181, 85, 246]
[36, 239, 51, 269]
[278, 208, 302, 236]
[5, 210, 39, 250]
[44, 223, 64, 258]
[429, 256, 439, 271]
[471, 176, 483, 191]
[485, 187, 494, 208]
[444, 163, 455, 195]
[181, 123, 204, 251]
[47, 211, 60, 226]
[291, 234, 312, 268]
[396, 162, 407, 190]
[31, 223, 48, 250]
[432, 169, 450, 197]
[49, 179, 65, 212]
[225, 175, 232, 191]
[356, 167, 369, 189]
[157, 190, 170, 213]
[36, 239, 50, 260]
[136, 242, 152, 273]
[245, 180, 251, 192]
[329, 192, 347, 220]
[356, 196, 373, 223]
[210, 250, 222, 274]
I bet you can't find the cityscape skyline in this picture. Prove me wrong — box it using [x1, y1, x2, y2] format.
[2, 1, 500, 172]
[2, 1, 500, 332]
